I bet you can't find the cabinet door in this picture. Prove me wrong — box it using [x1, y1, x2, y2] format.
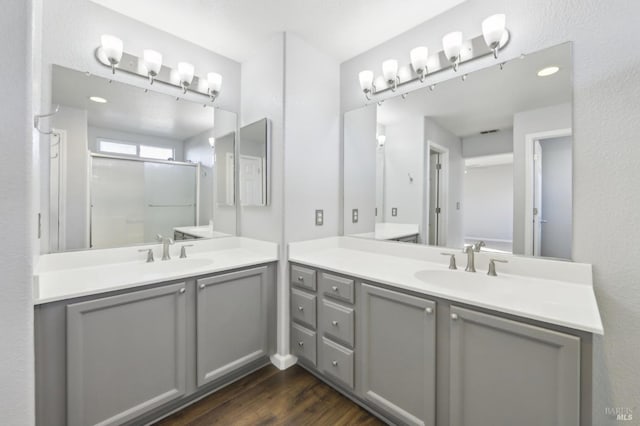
[359, 284, 436, 426]
[449, 306, 580, 426]
[196, 266, 269, 387]
[67, 283, 187, 426]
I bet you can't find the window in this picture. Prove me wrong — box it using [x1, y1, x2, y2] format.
[97, 139, 175, 161]
[98, 140, 137, 156]
[139, 145, 174, 160]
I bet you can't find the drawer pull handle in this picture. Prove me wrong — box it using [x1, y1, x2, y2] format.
[199, 284, 205, 290]
[331, 360, 338, 367]
[179, 288, 186, 294]
[298, 306, 304, 311]
[425, 307, 433, 315]
[331, 320, 339, 326]
[297, 276, 304, 282]
[451, 313, 459, 320]
[298, 341, 304, 347]
[331, 286, 338, 292]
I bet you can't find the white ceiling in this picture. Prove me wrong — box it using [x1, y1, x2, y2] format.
[90, 0, 466, 62]
[377, 43, 572, 137]
[52, 66, 216, 140]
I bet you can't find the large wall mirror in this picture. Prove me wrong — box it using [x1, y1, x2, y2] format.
[46, 65, 238, 252]
[344, 42, 573, 260]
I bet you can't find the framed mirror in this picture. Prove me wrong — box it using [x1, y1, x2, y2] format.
[343, 42, 573, 260]
[46, 65, 238, 252]
[239, 118, 270, 206]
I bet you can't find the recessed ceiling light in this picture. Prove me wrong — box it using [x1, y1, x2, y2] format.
[89, 96, 107, 103]
[537, 66, 560, 77]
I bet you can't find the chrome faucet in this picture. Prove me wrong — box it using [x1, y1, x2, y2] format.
[156, 234, 174, 261]
[473, 240, 486, 252]
[463, 244, 476, 272]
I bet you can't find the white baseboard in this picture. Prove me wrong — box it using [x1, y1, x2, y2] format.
[270, 353, 297, 370]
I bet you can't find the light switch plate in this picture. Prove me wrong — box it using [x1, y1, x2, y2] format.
[315, 209, 324, 226]
[391, 207, 397, 217]
[352, 209, 359, 223]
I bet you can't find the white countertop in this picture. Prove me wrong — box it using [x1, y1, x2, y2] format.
[173, 226, 231, 239]
[350, 223, 419, 241]
[289, 237, 603, 334]
[35, 237, 278, 305]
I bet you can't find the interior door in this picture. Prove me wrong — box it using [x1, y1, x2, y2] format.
[240, 155, 263, 206]
[533, 141, 543, 256]
[428, 150, 441, 245]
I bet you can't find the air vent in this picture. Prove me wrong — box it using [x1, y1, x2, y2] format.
[480, 129, 500, 135]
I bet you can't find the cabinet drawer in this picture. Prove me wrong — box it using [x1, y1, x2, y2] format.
[291, 265, 317, 291]
[321, 337, 354, 389]
[319, 273, 354, 304]
[291, 323, 317, 366]
[321, 299, 354, 348]
[291, 289, 317, 329]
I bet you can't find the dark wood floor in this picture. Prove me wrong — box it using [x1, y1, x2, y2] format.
[155, 365, 385, 425]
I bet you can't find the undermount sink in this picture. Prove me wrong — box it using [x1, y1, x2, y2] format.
[137, 257, 214, 274]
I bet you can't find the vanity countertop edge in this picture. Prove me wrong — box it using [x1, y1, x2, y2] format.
[288, 237, 604, 335]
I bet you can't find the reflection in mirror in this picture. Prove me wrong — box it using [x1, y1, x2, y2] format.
[239, 118, 270, 206]
[47, 65, 237, 252]
[214, 132, 236, 207]
[343, 42, 573, 259]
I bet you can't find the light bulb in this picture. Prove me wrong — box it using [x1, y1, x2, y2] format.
[382, 59, 398, 84]
[100, 34, 123, 73]
[482, 14, 506, 58]
[410, 46, 429, 78]
[358, 70, 374, 98]
[442, 31, 463, 70]
[377, 134, 386, 146]
[143, 49, 162, 78]
[178, 62, 195, 92]
[207, 72, 222, 94]
[208, 137, 215, 147]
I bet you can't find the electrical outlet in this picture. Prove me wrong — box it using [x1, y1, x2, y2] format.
[352, 209, 359, 223]
[391, 207, 397, 217]
[315, 209, 324, 226]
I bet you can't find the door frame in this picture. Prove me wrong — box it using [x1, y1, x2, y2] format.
[425, 140, 449, 246]
[523, 128, 572, 256]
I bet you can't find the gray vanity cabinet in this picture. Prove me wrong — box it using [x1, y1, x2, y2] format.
[358, 283, 436, 426]
[449, 306, 581, 426]
[196, 266, 269, 387]
[66, 283, 188, 426]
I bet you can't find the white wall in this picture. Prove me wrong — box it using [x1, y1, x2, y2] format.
[540, 136, 572, 259]
[343, 105, 377, 235]
[512, 102, 571, 254]
[424, 117, 464, 248]
[341, 1, 640, 422]
[463, 164, 514, 244]
[462, 129, 513, 157]
[383, 117, 424, 226]
[0, 0, 38, 423]
[284, 33, 341, 242]
[52, 106, 89, 250]
[88, 126, 185, 161]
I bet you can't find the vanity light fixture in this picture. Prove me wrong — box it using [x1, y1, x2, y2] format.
[89, 96, 107, 103]
[207, 72, 222, 102]
[482, 14, 507, 58]
[100, 34, 123, 74]
[537, 66, 560, 77]
[442, 31, 463, 72]
[382, 59, 399, 91]
[357, 16, 510, 101]
[358, 70, 375, 100]
[94, 35, 223, 102]
[376, 134, 386, 147]
[410, 46, 429, 82]
[178, 62, 195, 94]
[143, 49, 162, 84]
